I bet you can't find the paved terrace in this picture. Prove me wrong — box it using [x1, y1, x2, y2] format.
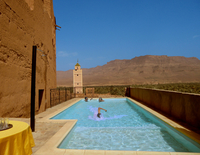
[10, 98, 200, 155]
[10, 98, 79, 154]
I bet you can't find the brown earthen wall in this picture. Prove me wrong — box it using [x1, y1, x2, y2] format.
[130, 88, 200, 129]
[0, 0, 56, 117]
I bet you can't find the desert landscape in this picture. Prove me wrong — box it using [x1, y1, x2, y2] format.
[57, 55, 200, 87]
[1, 1, 200, 154]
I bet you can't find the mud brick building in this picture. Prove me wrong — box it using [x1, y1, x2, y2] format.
[0, 0, 57, 117]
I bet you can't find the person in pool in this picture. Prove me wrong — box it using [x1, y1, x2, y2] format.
[85, 97, 88, 102]
[97, 107, 107, 118]
[99, 97, 104, 102]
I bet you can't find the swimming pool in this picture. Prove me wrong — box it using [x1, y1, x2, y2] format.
[51, 98, 200, 152]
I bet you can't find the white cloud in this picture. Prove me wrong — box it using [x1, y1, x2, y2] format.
[57, 51, 78, 57]
[193, 35, 200, 39]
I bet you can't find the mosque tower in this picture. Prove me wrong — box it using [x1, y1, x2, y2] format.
[73, 61, 83, 94]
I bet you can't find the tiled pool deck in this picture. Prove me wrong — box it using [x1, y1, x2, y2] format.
[11, 98, 200, 155]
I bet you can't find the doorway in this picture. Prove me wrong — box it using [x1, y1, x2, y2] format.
[39, 89, 44, 110]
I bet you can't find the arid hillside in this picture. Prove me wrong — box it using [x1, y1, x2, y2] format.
[57, 55, 200, 87]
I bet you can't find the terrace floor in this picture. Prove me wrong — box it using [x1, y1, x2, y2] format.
[10, 98, 79, 154]
[10, 98, 200, 155]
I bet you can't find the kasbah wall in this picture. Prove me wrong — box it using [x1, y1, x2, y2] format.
[0, 0, 57, 117]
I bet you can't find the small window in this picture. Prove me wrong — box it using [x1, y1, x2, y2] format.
[77, 74, 78, 76]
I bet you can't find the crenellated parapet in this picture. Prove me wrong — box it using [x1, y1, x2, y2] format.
[23, 0, 54, 18]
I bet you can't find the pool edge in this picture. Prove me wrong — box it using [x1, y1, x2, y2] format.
[127, 98, 200, 145]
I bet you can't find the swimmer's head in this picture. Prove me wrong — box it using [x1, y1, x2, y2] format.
[97, 113, 101, 118]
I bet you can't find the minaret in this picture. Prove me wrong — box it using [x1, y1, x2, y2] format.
[73, 61, 83, 94]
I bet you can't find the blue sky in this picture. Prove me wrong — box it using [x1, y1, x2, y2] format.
[53, 0, 200, 71]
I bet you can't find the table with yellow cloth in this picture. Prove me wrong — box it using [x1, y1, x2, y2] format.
[0, 120, 35, 155]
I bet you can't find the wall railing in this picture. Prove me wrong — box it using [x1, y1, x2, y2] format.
[50, 85, 130, 107]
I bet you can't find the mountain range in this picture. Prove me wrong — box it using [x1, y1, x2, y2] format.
[57, 55, 200, 87]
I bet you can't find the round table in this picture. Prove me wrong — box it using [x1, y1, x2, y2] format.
[0, 120, 35, 155]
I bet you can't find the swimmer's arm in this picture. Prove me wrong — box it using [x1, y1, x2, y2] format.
[99, 107, 107, 112]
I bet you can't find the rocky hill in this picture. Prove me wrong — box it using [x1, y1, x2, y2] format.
[57, 55, 200, 87]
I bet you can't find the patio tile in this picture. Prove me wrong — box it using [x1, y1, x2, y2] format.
[170, 152, 200, 155]
[136, 151, 170, 155]
[105, 150, 137, 155]
[33, 148, 66, 155]
[64, 149, 85, 155]
[85, 150, 105, 155]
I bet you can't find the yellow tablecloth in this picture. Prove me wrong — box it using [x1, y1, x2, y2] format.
[0, 120, 35, 155]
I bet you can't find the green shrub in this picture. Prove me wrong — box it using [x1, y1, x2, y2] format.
[131, 83, 200, 94]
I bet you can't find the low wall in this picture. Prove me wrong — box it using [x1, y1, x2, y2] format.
[130, 88, 200, 129]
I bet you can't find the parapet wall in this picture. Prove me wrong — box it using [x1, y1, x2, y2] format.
[130, 88, 200, 129]
[0, 0, 57, 117]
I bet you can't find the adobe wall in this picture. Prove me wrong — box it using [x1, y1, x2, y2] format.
[130, 88, 200, 129]
[0, 0, 57, 117]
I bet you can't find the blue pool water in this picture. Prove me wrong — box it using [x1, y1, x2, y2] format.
[51, 98, 200, 152]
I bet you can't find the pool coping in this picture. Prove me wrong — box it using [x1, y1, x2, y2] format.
[33, 97, 200, 155]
